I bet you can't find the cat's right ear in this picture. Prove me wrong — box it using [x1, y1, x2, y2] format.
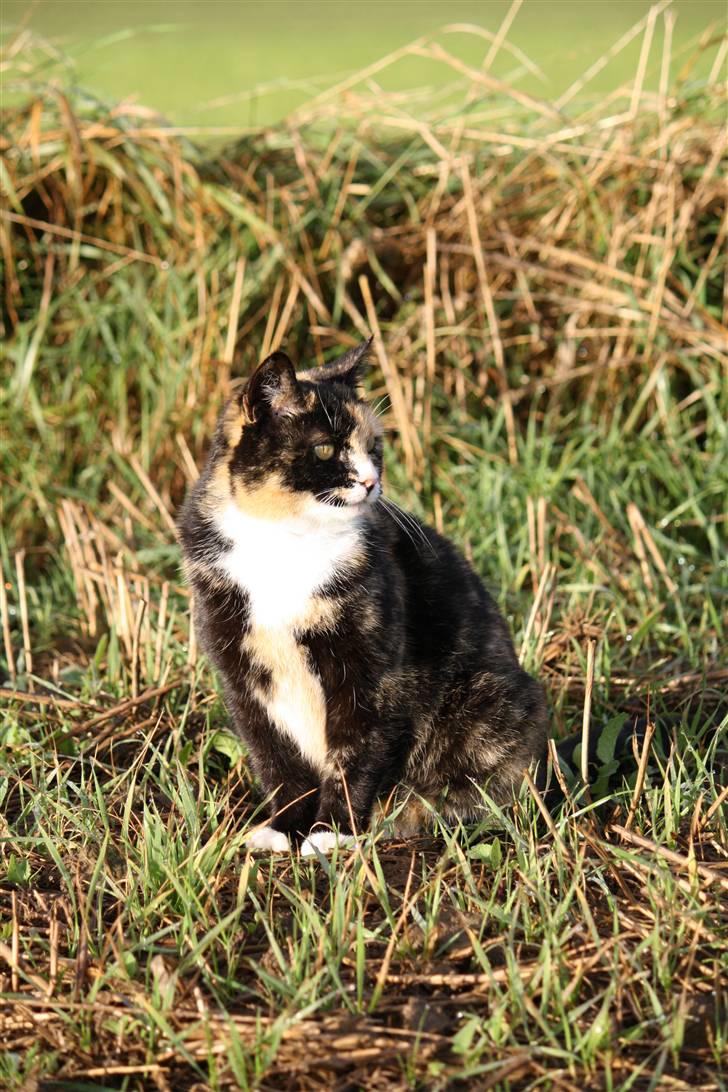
[297, 337, 373, 388]
[241, 352, 305, 423]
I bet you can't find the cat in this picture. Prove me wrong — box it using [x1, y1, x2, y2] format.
[177, 338, 550, 855]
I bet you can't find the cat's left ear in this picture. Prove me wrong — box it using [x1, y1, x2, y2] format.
[241, 352, 305, 423]
[298, 337, 372, 388]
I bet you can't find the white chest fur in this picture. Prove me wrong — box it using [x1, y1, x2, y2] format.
[215, 502, 362, 770]
[215, 503, 362, 629]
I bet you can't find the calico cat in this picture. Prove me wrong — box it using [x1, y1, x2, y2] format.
[178, 339, 548, 855]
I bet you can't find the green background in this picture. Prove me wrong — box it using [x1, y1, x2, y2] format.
[4, 0, 726, 127]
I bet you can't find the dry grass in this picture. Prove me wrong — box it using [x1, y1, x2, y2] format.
[3, 21, 726, 502]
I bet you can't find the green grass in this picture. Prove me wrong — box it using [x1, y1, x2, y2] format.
[1, 20, 727, 1090]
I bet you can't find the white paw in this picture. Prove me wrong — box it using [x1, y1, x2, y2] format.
[244, 825, 291, 853]
[300, 830, 356, 858]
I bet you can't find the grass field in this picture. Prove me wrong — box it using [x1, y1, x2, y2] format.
[4, 0, 727, 126]
[1, 13, 727, 1091]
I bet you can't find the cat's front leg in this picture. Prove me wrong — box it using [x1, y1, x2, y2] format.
[250, 742, 321, 847]
[229, 698, 321, 849]
[300, 763, 372, 857]
[302, 724, 409, 855]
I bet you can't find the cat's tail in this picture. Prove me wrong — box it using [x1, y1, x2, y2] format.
[534, 715, 656, 810]
[533, 706, 724, 813]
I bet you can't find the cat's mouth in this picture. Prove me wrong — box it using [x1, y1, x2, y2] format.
[317, 482, 381, 509]
[349, 480, 381, 506]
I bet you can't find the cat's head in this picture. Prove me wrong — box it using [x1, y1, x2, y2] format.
[208, 339, 383, 523]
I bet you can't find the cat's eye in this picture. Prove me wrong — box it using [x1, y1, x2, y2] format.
[313, 442, 335, 461]
[367, 435, 378, 453]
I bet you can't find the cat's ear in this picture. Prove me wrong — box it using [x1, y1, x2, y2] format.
[298, 337, 372, 388]
[241, 352, 305, 423]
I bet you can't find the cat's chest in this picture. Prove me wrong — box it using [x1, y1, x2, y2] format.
[215, 503, 361, 631]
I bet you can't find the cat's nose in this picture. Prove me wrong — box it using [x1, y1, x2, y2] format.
[360, 473, 379, 494]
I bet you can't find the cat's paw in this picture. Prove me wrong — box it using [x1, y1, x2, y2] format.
[300, 830, 356, 857]
[244, 825, 291, 853]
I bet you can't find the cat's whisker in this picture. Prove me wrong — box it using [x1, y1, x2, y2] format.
[316, 388, 334, 430]
[395, 510, 435, 556]
[381, 496, 436, 556]
[315, 488, 348, 509]
[378, 497, 424, 555]
[379, 504, 411, 547]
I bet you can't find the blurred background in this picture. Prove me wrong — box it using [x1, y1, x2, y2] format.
[5, 0, 726, 127]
